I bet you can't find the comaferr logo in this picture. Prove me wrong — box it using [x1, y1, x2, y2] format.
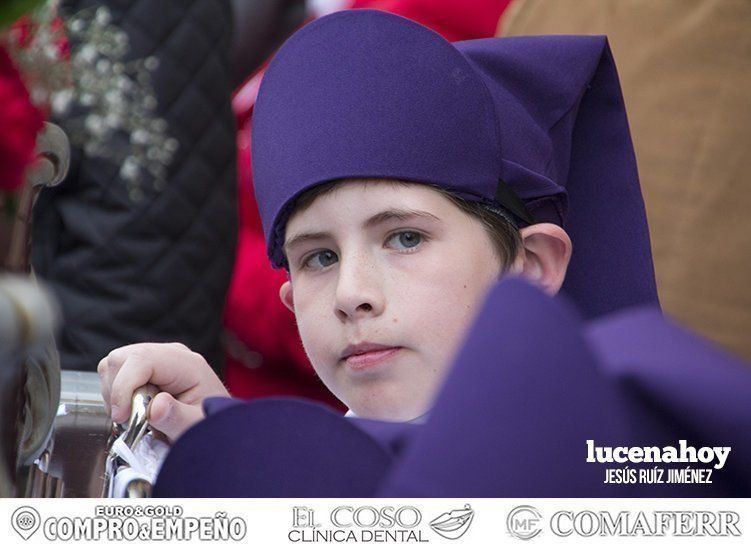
[506, 507, 742, 538]
[550, 510, 741, 537]
[506, 506, 542, 540]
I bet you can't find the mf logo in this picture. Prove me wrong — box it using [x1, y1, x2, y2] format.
[506, 506, 542, 540]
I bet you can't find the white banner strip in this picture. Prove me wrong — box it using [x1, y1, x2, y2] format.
[1, 498, 748, 543]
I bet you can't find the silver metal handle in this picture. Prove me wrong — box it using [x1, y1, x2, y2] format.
[103, 384, 159, 498]
[121, 385, 159, 451]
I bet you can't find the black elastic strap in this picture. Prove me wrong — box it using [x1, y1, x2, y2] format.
[495, 178, 534, 225]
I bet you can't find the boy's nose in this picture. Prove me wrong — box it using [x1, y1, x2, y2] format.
[334, 255, 385, 321]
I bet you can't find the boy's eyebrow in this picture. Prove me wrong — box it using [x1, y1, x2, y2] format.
[283, 231, 333, 253]
[363, 208, 442, 228]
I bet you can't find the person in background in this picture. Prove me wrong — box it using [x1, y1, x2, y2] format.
[32, 0, 238, 374]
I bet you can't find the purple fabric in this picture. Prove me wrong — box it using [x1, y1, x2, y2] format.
[588, 308, 751, 494]
[200, 396, 419, 456]
[153, 398, 392, 497]
[459, 38, 658, 318]
[253, 10, 501, 259]
[379, 279, 750, 497]
[153, 281, 751, 497]
[251, 9, 658, 318]
[347, 417, 420, 458]
[203, 395, 245, 415]
[379, 278, 625, 497]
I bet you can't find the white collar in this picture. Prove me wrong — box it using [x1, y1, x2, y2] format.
[344, 410, 427, 424]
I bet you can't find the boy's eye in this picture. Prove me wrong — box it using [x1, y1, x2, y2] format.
[303, 249, 339, 270]
[385, 231, 422, 250]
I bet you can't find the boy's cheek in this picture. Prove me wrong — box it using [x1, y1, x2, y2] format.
[295, 312, 338, 368]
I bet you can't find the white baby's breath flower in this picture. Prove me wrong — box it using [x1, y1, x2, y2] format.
[56, 6, 179, 200]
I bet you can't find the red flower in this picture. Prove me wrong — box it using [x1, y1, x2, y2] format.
[0, 45, 44, 193]
[10, 15, 70, 60]
[11, 15, 34, 47]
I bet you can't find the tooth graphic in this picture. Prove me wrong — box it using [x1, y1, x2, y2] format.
[429, 505, 475, 540]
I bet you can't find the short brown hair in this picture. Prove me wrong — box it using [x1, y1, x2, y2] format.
[285, 179, 522, 270]
[437, 189, 522, 270]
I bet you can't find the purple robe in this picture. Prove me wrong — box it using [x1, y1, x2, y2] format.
[154, 280, 751, 497]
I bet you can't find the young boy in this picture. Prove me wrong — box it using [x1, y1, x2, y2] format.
[99, 10, 656, 442]
[100, 176, 570, 439]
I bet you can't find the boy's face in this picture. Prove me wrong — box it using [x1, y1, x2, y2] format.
[281, 180, 503, 421]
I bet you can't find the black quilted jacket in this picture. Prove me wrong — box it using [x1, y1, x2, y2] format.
[33, 0, 238, 373]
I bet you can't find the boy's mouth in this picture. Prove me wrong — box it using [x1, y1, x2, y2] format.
[340, 343, 402, 371]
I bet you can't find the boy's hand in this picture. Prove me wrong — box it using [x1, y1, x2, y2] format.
[98, 342, 230, 443]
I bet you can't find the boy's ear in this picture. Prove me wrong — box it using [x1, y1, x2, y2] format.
[517, 223, 572, 295]
[279, 281, 295, 312]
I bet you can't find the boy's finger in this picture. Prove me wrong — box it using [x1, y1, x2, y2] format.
[99, 346, 143, 417]
[109, 354, 154, 423]
[113, 343, 209, 395]
[104, 343, 181, 374]
[148, 392, 204, 443]
[103, 343, 147, 368]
